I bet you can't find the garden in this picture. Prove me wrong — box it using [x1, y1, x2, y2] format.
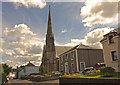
[61, 67, 120, 78]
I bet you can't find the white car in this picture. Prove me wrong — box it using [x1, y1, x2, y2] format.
[52, 71, 60, 75]
[80, 67, 96, 74]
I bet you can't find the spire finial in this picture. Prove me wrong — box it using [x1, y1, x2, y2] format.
[49, 5, 51, 8]
[49, 5, 51, 14]
[47, 5, 53, 34]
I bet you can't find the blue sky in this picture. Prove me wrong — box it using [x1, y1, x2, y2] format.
[2, 2, 87, 44]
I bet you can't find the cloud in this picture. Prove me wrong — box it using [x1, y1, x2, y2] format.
[3, 24, 36, 41]
[65, 27, 113, 48]
[85, 27, 113, 48]
[1, 24, 44, 68]
[61, 29, 67, 33]
[81, 0, 118, 27]
[65, 39, 86, 46]
[8, 0, 46, 8]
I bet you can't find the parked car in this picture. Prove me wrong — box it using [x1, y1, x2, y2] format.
[80, 67, 96, 74]
[52, 71, 59, 74]
[51, 71, 62, 76]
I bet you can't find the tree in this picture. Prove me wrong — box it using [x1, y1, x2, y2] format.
[1, 64, 13, 84]
[0, 64, 3, 85]
[2, 64, 12, 75]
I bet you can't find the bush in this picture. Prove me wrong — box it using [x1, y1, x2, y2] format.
[73, 73, 84, 78]
[21, 75, 29, 77]
[41, 65, 45, 75]
[62, 73, 84, 78]
[62, 73, 71, 77]
[100, 67, 115, 75]
[43, 74, 51, 77]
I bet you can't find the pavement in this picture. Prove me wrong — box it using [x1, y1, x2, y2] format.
[5, 79, 59, 85]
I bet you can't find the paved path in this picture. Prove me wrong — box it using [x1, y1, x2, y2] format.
[5, 79, 59, 85]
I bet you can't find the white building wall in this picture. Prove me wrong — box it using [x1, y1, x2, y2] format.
[25, 66, 39, 75]
[18, 66, 39, 78]
[18, 69, 24, 78]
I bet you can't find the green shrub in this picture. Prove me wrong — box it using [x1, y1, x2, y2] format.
[43, 74, 51, 77]
[21, 75, 29, 77]
[62, 73, 84, 78]
[100, 67, 115, 75]
[73, 73, 84, 78]
[41, 65, 45, 75]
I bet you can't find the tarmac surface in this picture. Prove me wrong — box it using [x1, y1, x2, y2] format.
[5, 79, 59, 85]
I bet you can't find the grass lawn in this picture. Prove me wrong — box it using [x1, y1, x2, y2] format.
[62, 67, 120, 79]
[62, 72, 120, 79]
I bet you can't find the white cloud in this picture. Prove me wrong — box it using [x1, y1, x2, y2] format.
[81, 0, 118, 27]
[85, 27, 113, 48]
[65, 27, 113, 48]
[8, 0, 46, 8]
[61, 29, 67, 33]
[2, 24, 44, 68]
[65, 39, 86, 46]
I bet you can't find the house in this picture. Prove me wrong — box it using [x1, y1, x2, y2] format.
[100, 27, 120, 72]
[17, 61, 39, 78]
[59, 44, 104, 73]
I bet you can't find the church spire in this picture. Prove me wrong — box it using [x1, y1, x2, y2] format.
[41, 5, 57, 74]
[47, 5, 53, 35]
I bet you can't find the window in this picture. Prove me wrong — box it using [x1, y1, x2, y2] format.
[80, 62, 85, 71]
[71, 52, 74, 60]
[65, 54, 68, 61]
[60, 56, 63, 62]
[109, 35, 114, 44]
[61, 65, 63, 72]
[71, 63, 75, 72]
[65, 62, 69, 73]
[111, 51, 118, 61]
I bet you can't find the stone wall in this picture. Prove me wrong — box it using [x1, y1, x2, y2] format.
[59, 77, 120, 85]
[21, 76, 59, 82]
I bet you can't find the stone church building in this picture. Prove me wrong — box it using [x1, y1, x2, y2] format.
[40, 6, 57, 73]
[40, 6, 104, 74]
[40, 6, 72, 73]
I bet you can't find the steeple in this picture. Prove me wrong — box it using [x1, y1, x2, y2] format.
[47, 5, 53, 35]
[40, 5, 57, 74]
[46, 5, 55, 52]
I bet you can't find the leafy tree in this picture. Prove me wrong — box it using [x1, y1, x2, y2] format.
[2, 64, 12, 75]
[1, 64, 13, 84]
[0, 64, 3, 85]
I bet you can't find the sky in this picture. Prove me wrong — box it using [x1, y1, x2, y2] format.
[2, 2, 86, 44]
[1, 0, 119, 68]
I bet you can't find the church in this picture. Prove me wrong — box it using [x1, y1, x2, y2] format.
[40, 6, 72, 74]
[40, 6, 104, 74]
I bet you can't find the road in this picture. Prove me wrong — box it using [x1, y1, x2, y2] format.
[5, 79, 59, 85]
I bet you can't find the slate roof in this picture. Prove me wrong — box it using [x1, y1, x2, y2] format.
[55, 46, 73, 58]
[25, 61, 35, 67]
[59, 44, 102, 56]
